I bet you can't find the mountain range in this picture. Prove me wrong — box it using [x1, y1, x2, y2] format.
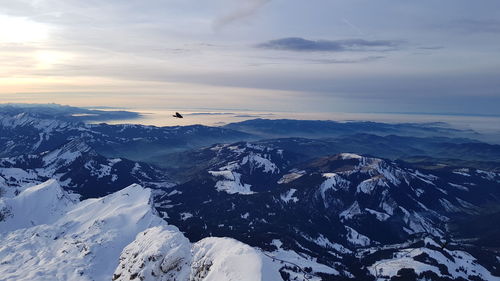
[1, 105, 499, 281]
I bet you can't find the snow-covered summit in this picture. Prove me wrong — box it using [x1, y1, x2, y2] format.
[0, 113, 73, 131]
[0, 181, 163, 281]
[339, 153, 363, 160]
[203, 142, 296, 194]
[114, 227, 282, 281]
[0, 179, 78, 233]
[0, 180, 285, 281]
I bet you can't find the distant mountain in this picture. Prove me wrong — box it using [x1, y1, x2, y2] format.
[0, 112, 254, 161]
[252, 135, 500, 167]
[0, 103, 140, 122]
[2, 110, 498, 168]
[223, 118, 479, 139]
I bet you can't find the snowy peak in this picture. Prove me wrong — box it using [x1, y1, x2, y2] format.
[301, 153, 500, 240]
[0, 182, 164, 281]
[67, 183, 160, 228]
[0, 180, 285, 281]
[0, 112, 72, 131]
[209, 142, 287, 174]
[42, 139, 94, 166]
[202, 142, 297, 194]
[114, 227, 282, 281]
[162, 146, 500, 280]
[113, 225, 192, 281]
[307, 153, 383, 172]
[0, 180, 78, 233]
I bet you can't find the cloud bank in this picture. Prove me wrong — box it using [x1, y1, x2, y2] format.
[256, 37, 402, 52]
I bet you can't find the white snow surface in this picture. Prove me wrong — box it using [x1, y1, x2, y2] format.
[0, 180, 288, 281]
[319, 173, 350, 204]
[0, 182, 164, 281]
[356, 176, 388, 194]
[209, 171, 254, 195]
[0, 179, 78, 233]
[114, 226, 283, 281]
[241, 153, 279, 174]
[265, 239, 342, 280]
[339, 153, 363, 160]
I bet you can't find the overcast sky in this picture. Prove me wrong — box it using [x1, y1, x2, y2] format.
[1, 0, 499, 114]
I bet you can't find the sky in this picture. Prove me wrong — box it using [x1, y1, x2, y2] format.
[1, 0, 500, 115]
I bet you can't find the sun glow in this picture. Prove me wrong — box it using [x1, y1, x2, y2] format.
[0, 15, 49, 43]
[35, 51, 72, 68]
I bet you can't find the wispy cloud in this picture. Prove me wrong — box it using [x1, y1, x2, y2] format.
[256, 37, 402, 52]
[213, 0, 271, 30]
[307, 56, 385, 64]
[416, 46, 444, 50]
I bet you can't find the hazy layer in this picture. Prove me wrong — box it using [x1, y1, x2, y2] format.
[92, 107, 500, 136]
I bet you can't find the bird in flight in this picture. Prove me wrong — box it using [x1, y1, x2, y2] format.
[173, 112, 183, 118]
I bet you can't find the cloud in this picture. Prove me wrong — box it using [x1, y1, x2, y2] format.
[213, 0, 271, 30]
[256, 37, 402, 52]
[416, 46, 444, 50]
[188, 112, 235, 115]
[306, 56, 385, 64]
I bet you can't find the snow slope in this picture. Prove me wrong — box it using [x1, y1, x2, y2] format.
[0, 182, 164, 281]
[0, 180, 78, 233]
[0, 180, 284, 281]
[114, 229, 282, 281]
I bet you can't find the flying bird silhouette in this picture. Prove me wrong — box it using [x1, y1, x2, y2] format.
[173, 112, 183, 118]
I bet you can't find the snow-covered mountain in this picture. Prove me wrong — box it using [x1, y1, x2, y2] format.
[1, 111, 500, 280]
[0, 139, 173, 198]
[157, 142, 500, 280]
[0, 180, 294, 281]
[0, 112, 253, 161]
